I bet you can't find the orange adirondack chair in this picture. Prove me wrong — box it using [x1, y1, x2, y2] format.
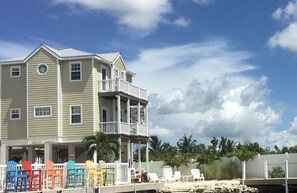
[44, 161, 64, 189]
[22, 160, 42, 191]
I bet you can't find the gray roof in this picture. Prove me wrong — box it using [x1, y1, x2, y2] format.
[97, 52, 120, 63]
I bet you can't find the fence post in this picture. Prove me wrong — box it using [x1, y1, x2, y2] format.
[285, 160, 289, 193]
[264, 161, 268, 179]
[242, 161, 246, 183]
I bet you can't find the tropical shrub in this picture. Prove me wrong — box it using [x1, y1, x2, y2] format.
[220, 160, 240, 179]
[268, 166, 285, 178]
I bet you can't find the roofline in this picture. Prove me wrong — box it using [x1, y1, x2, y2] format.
[24, 44, 61, 62]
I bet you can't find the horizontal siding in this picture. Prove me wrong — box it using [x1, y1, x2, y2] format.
[114, 57, 126, 71]
[61, 59, 93, 136]
[27, 49, 58, 137]
[1, 64, 27, 140]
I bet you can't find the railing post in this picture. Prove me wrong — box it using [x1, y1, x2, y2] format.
[242, 161, 246, 185]
[264, 161, 268, 179]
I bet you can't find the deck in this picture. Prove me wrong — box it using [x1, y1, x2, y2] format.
[243, 178, 297, 186]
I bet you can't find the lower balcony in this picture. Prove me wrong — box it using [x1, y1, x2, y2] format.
[99, 122, 148, 136]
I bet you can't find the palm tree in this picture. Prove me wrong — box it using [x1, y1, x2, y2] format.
[177, 134, 197, 155]
[163, 154, 190, 171]
[82, 131, 120, 162]
[149, 135, 163, 161]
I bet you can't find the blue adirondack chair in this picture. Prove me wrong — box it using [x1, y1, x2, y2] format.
[65, 160, 85, 188]
[5, 160, 28, 192]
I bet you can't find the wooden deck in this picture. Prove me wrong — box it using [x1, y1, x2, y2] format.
[243, 178, 297, 186]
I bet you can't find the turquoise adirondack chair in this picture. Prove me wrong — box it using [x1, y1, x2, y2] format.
[5, 160, 28, 192]
[65, 160, 85, 188]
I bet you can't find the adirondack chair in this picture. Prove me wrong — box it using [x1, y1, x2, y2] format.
[44, 160, 64, 189]
[5, 160, 28, 192]
[163, 168, 175, 182]
[99, 160, 115, 185]
[65, 160, 85, 188]
[85, 160, 103, 187]
[191, 169, 205, 181]
[22, 160, 42, 191]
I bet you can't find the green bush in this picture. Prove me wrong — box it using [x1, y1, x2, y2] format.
[268, 166, 285, 178]
[220, 160, 240, 180]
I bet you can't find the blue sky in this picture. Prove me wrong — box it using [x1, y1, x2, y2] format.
[1, 0, 297, 148]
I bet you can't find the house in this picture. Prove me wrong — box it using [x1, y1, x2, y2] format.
[0, 44, 149, 165]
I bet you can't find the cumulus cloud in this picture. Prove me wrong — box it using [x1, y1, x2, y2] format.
[0, 40, 34, 60]
[286, 116, 297, 135]
[52, 0, 172, 36]
[173, 17, 190, 27]
[192, 0, 215, 5]
[269, 0, 297, 53]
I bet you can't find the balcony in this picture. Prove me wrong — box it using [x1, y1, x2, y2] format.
[99, 122, 148, 136]
[99, 79, 147, 101]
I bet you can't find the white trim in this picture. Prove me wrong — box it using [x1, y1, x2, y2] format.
[10, 66, 21, 77]
[92, 57, 96, 132]
[26, 62, 28, 138]
[10, 108, 21, 120]
[70, 104, 83, 125]
[69, 61, 82, 82]
[0, 65, 1, 140]
[33, 105, 52, 118]
[36, 63, 48, 75]
[101, 65, 108, 80]
[57, 59, 61, 137]
[114, 68, 119, 79]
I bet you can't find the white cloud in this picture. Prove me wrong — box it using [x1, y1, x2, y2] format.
[287, 116, 297, 135]
[149, 125, 175, 138]
[173, 17, 190, 28]
[52, 0, 172, 36]
[0, 40, 34, 60]
[192, 0, 215, 5]
[269, 1, 297, 53]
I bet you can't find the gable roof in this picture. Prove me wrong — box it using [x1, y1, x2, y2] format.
[97, 52, 120, 63]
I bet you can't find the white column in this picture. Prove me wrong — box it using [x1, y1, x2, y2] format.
[28, 147, 35, 163]
[127, 139, 131, 167]
[44, 143, 52, 162]
[127, 99, 130, 124]
[117, 95, 121, 134]
[138, 141, 141, 172]
[146, 142, 149, 172]
[131, 143, 134, 168]
[68, 144, 75, 161]
[264, 161, 268, 179]
[242, 161, 246, 185]
[285, 160, 289, 193]
[118, 138, 122, 163]
[0, 144, 8, 164]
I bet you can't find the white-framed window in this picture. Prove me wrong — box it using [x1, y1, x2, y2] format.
[120, 71, 125, 80]
[70, 105, 82, 124]
[70, 62, 82, 81]
[114, 68, 119, 78]
[10, 66, 20, 77]
[10, 108, 20, 120]
[37, 63, 48, 75]
[34, 106, 52, 117]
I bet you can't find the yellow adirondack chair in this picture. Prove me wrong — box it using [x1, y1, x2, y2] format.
[85, 160, 103, 187]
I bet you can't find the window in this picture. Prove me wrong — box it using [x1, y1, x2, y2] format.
[10, 108, 20, 120]
[37, 63, 48, 75]
[10, 66, 20, 77]
[34, 106, 52, 117]
[70, 62, 81, 81]
[114, 68, 119, 78]
[120, 71, 125, 80]
[70, 105, 82, 124]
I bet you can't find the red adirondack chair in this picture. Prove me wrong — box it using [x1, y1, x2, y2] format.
[22, 160, 42, 191]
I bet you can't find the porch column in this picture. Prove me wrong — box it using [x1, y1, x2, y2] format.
[127, 139, 131, 167]
[68, 144, 75, 161]
[117, 95, 121, 134]
[44, 143, 52, 162]
[0, 144, 8, 164]
[28, 147, 35, 163]
[146, 142, 149, 172]
[131, 143, 134, 168]
[22, 147, 27, 161]
[138, 141, 141, 172]
[118, 138, 122, 162]
[127, 99, 130, 124]
[137, 102, 141, 124]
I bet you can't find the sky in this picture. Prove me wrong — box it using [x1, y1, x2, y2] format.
[1, 0, 297, 148]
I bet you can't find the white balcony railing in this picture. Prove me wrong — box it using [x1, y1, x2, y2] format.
[99, 79, 147, 100]
[99, 122, 148, 136]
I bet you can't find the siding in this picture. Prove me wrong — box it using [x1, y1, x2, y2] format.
[114, 57, 126, 71]
[61, 59, 93, 136]
[94, 60, 101, 131]
[27, 49, 58, 137]
[1, 63, 27, 139]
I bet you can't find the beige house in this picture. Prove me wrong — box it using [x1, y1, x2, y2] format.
[0, 44, 148, 165]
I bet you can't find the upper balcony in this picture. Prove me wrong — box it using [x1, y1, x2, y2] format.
[99, 79, 147, 101]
